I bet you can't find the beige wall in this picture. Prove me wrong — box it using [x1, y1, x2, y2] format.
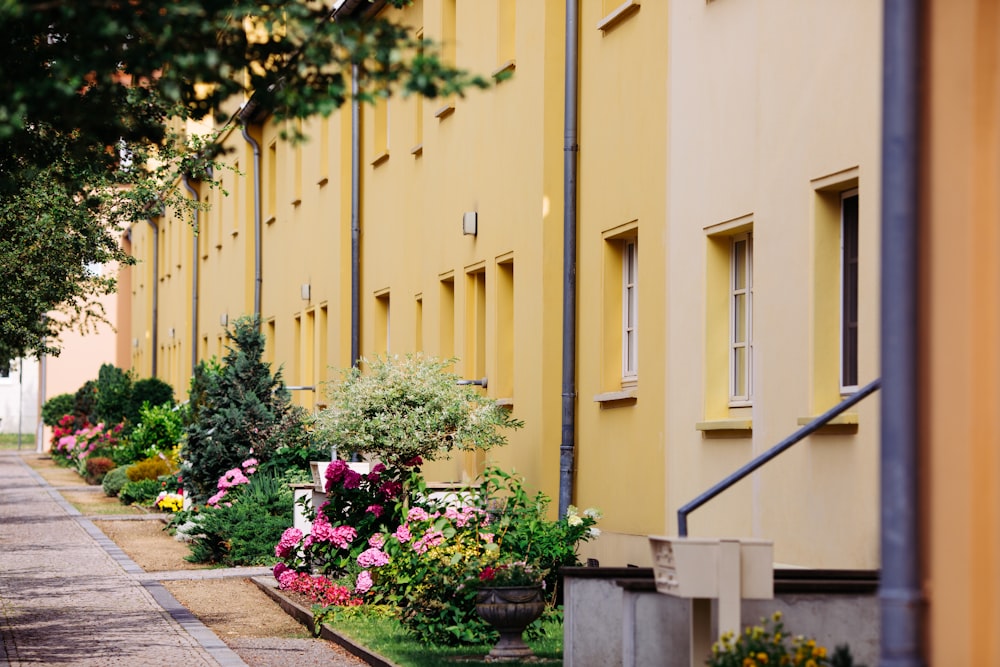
[666, 0, 882, 568]
[922, 1, 1000, 662]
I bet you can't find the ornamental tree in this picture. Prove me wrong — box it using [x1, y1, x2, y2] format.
[315, 355, 524, 466]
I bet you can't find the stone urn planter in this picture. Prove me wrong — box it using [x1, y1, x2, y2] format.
[475, 585, 546, 660]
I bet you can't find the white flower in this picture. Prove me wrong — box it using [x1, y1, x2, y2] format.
[588, 527, 601, 538]
[583, 507, 602, 520]
[567, 514, 583, 527]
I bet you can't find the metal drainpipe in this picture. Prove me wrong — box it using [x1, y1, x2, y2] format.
[181, 176, 199, 372]
[879, 0, 924, 665]
[240, 122, 263, 321]
[350, 63, 361, 368]
[145, 217, 159, 377]
[559, 0, 580, 519]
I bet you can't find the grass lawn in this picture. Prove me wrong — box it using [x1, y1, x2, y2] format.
[0, 433, 37, 449]
[322, 607, 562, 667]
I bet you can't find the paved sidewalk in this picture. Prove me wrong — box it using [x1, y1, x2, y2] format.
[0, 451, 247, 666]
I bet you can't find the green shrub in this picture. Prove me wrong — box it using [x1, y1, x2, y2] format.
[41, 393, 75, 427]
[73, 380, 99, 427]
[126, 456, 173, 482]
[119, 478, 163, 506]
[114, 401, 182, 465]
[94, 364, 133, 426]
[185, 473, 293, 566]
[124, 378, 175, 429]
[84, 457, 116, 486]
[102, 465, 131, 497]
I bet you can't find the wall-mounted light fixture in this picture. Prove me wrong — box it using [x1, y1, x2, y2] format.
[457, 377, 488, 388]
[219, 313, 228, 327]
[463, 211, 478, 236]
[168, 327, 176, 339]
[132, 338, 139, 349]
[301, 283, 311, 301]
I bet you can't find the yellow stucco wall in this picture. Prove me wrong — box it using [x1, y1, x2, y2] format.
[126, 0, 885, 570]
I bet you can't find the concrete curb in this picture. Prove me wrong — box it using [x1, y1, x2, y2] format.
[250, 577, 400, 667]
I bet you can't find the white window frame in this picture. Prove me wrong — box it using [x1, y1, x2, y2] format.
[729, 232, 753, 405]
[840, 188, 859, 394]
[621, 238, 638, 385]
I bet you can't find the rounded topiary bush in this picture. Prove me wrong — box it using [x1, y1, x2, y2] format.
[102, 465, 130, 497]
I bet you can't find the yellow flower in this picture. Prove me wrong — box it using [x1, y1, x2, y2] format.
[773, 632, 782, 643]
[813, 646, 826, 659]
[805, 661, 817, 667]
[743, 658, 757, 667]
[772, 611, 783, 622]
[756, 652, 769, 664]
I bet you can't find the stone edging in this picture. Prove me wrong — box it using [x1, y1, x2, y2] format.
[250, 576, 401, 667]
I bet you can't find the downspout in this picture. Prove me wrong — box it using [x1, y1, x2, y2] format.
[559, 0, 580, 519]
[240, 118, 263, 321]
[350, 63, 361, 368]
[181, 176, 200, 372]
[879, 0, 924, 666]
[145, 217, 159, 377]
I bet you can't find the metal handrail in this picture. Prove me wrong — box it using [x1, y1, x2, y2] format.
[677, 378, 882, 537]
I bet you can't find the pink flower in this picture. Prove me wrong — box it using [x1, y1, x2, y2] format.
[217, 468, 250, 490]
[206, 490, 227, 506]
[324, 460, 348, 492]
[365, 504, 384, 518]
[407, 507, 430, 522]
[355, 570, 373, 595]
[329, 525, 358, 550]
[412, 529, 445, 554]
[393, 524, 412, 543]
[357, 547, 390, 568]
[368, 533, 385, 549]
[343, 469, 362, 490]
[275, 527, 303, 559]
[379, 480, 402, 499]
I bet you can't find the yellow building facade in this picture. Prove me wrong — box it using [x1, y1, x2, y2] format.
[126, 0, 881, 572]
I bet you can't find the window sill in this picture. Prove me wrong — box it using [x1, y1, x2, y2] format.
[316, 176, 329, 187]
[370, 151, 389, 167]
[594, 388, 638, 406]
[434, 103, 455, 120]
[263, 216, 275, 226]
[795, 413, 859, 434]
[291, 198, 302, 207]
[495, 397, 514, 408]
[695, 419, 752, 437]
[491, 60, 516, 80]
[598, 0, 640, 32]
[410, 143, 423, 157]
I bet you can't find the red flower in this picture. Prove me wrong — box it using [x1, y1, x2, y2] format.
[480, 566, 496, 582]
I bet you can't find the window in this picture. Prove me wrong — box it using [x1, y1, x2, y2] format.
[266, 140, 277, 223]
[495, 0, 516, 77]
[375, 290, 391, 354]
[841, 189, 859, 392]
[622, 239, 638, 383]
[496, 257, 515, 399]
[597, 222, 638, 401]
[0, 359, 11, 380]
[466, 268, 487, 381]
[809, 168, 860, 417]
[440, 275, 455, 358]
[372, 97, 389, 165]
[730, 233, 753, 405]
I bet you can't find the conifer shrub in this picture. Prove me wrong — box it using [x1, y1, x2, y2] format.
[102, 465, 130, 497]
[185, 473, 293, 566]
[124, 378, 175, 430]
[182, 315, 309, 503]
[94, 364, 133, 426]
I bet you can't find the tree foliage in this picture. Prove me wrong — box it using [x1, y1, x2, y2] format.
[0, 0, 489, 360]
